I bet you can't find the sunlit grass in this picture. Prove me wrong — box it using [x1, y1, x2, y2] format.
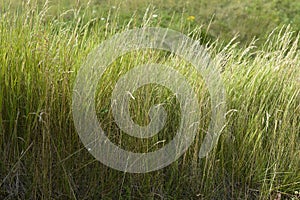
[0, 2, 299, 199]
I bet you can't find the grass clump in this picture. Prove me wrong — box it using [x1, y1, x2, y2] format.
[0, 2, 299, 199]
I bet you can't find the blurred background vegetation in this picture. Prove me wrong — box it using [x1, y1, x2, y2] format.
[2, 0, 300, 46]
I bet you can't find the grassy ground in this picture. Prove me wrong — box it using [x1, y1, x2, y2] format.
[0, 1, 300, 199]
[2, 0, 300, 45]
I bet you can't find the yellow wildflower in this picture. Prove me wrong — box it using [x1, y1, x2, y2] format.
[187, 15, 195, 22]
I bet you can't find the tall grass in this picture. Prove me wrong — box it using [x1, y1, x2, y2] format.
[0, 2, 299, 199]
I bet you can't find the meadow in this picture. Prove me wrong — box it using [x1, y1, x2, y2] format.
[0, 0, 300, 199]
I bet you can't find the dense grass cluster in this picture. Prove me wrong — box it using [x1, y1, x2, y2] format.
[0, 2, 299, 199]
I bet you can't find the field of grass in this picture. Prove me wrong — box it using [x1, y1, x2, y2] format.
[2, 0, 300, 45]
[0, 0, 300, 199]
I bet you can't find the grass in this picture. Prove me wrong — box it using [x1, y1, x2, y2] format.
[2, 0, 300, 45]
[0, 1, 300, 199]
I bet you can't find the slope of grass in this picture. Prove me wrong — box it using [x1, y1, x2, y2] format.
[2, 0, 300, 45]
[0, 2, 299, 199]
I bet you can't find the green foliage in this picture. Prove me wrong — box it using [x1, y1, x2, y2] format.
[2, 0, 300, 45]
[0, 1, 299, 199]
